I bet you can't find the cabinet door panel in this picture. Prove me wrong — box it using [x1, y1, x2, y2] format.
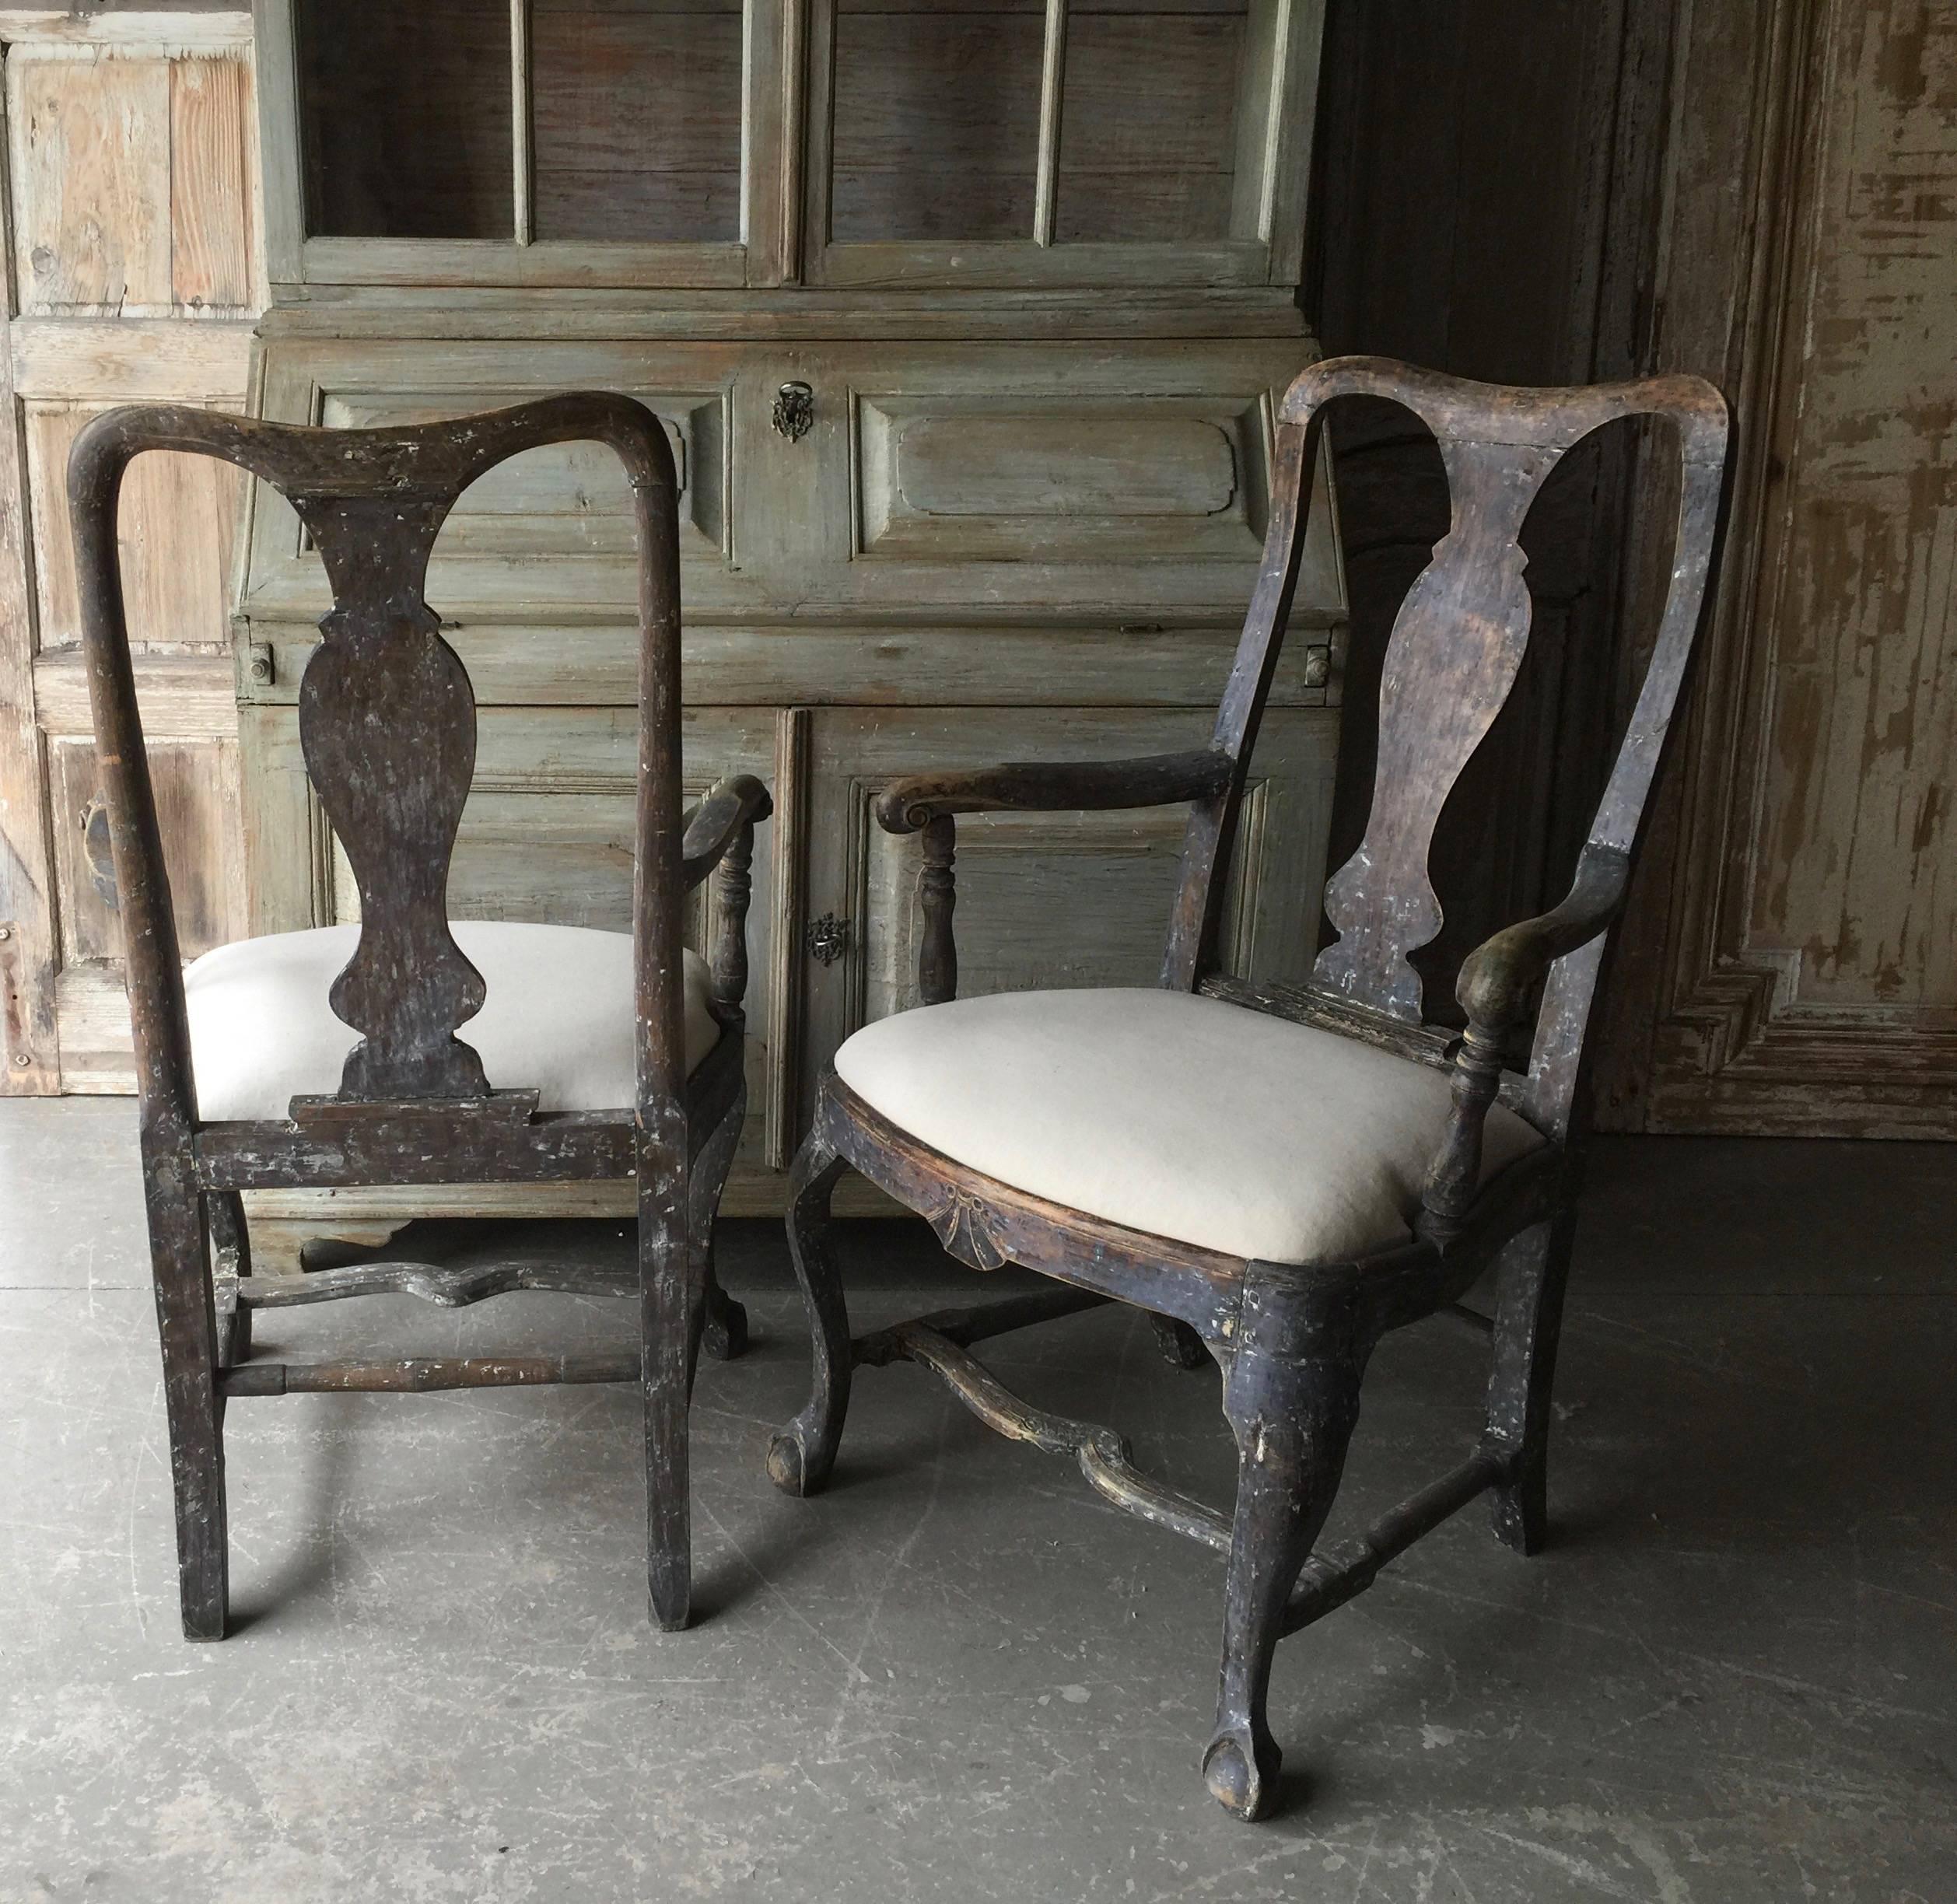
[798, 705, 1338, 1135]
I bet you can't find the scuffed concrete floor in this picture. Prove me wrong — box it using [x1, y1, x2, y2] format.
[2, 1101, 1953, 1902]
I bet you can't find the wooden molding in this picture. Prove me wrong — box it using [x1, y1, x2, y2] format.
[0, 12, 250, 52]
[1598, 0, 1957, 1136]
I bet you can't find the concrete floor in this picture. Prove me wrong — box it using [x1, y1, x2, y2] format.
[2, 1101, 1952, 1902]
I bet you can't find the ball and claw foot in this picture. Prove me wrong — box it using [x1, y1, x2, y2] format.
[1203, 1729, 1282, 1822]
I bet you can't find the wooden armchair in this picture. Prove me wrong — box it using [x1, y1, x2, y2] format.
[766, 357, 1729, 1819]
[72, 394, 769, 1642]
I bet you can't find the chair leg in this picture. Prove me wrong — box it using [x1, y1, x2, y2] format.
[148, 1167, 229, 1641]
[1484, 1210, 1576, 1556]
[765, 1136, 852, 1497]
[1203, 1280, 1367, 1822]
[641, 1132, 693, 1633]
[700, 1263, 748, 1362]
[688, 1103, 749, 1378]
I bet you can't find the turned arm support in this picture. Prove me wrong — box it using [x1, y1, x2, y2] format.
[1420, 845, 1631, 1240]
[875, 751, 1234, 1006]
[682, 773, 773, 1009]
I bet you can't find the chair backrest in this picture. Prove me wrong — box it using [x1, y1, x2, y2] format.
[69, 394, 684, 1127]
[1166, 355, 1729, 1132]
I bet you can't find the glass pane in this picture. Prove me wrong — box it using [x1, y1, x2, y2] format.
[532, 0, 744, 242]
[1056, 0, 1249, 243]
[831, 2, 1045, 242]
[299, 0, 513, 239]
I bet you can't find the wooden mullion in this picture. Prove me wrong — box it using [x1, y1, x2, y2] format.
[510, 0, 533, 245]
[1032, 0, 1068, 247]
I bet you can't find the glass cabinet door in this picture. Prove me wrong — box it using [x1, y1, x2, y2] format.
[806, 0, 1316, 289]
[279, 0, 785, 285]
[828, 2, 1045, 242]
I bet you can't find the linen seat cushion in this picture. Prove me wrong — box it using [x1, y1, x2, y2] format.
[183, 922, 723, 1122]
[833, 988, 1545, 1265]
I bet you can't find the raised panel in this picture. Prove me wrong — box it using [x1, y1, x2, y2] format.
[856, 396, 1264, 562]
[316, 390, 728, 561]
[7, 51, 173, 314]
[48, 734, 244, 965]
[810, 341, 1343, 617]
[168, 55, 256, 311]
[24, 401, 247, 649]
[241, 345, 763, 621]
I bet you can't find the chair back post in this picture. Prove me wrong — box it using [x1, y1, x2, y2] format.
[68, 394, 685, 1134]
[1161, 411, 1325, 989]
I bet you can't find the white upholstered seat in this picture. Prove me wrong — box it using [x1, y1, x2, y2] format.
[184, 922, 723, 1122]
[833, 988, 1544, 1265]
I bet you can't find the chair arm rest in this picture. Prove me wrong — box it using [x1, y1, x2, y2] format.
[874, 749, 1232, 835]
[683, 774, 773, 891]
[1420, 846, 1630, 1243]
[1454, 845, 1630, 1034]
[873, 751, 1230, 1007]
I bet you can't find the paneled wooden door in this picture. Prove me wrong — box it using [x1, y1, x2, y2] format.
[0, 8, 261, 1094]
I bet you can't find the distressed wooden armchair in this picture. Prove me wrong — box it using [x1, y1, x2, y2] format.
[768, 357, 1729, 1818]
[72, 394, 770, 1641]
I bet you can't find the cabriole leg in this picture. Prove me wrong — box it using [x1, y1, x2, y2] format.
[689, 1100, 749, 1377]
[641, 1125, 693, 1632]
[148, 1155, 228, 1641]
[765, 1137, 852, 1497]
[1203, 1279, 1367, 1822]
[701, 1266, 748, 1362]
[1484, 1209, 1576, 1555]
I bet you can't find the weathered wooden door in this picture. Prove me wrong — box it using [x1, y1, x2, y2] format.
[0, 9, 259, 1094]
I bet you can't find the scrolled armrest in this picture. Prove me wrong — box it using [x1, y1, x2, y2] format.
[874, 749, 1232, 835]
[683, 773, 773, 891]
[1420, 845, 1631, 1244]
[1454, 845, 1630, 1034]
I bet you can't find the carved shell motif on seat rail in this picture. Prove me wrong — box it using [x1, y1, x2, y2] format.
[929, 1183, 1013, 1272]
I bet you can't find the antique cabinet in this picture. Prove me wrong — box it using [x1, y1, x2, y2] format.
[236, 0, 1346, 1237]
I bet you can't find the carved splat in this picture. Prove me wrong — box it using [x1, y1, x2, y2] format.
[1315, 438, 1555, 1019]
[294, 492, 488, 1100]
